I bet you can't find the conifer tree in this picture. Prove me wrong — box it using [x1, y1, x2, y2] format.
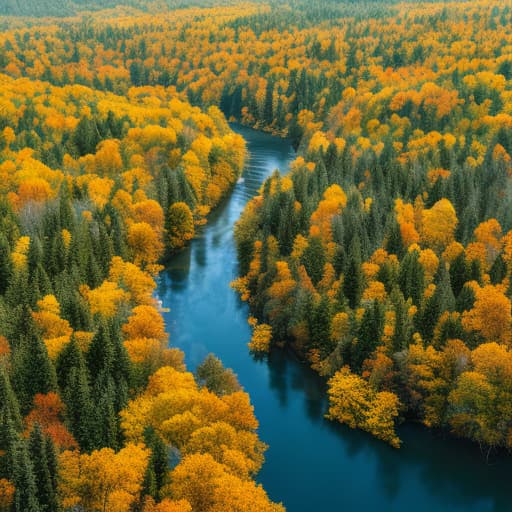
[12, 440, 41, 512]
[0, 235, 12, 296]
[12, 317, 57, 415]
[28, 424, 57, 512]
[343, 236, 364, 309]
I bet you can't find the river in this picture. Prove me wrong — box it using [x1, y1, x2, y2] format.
[157, 124, 512, 512]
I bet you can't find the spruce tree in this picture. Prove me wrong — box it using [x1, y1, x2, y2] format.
[12, 317, 57, 415]
[390, 288, 412, 353]
[91, 371, 119, 450]
[343, 236, 364, 309]
[0, 366, 22, 431]
[398, 249, 425, 305]
[307, 295, 333, 357]
[63, 364, 94, 452]
[0, 410, 19, 480]
[28, 424, 57, 512]
[301, 236, 326, 286]
[143, 427, 169, 501]
[59, 340, 94, 451]
[352, 300, 384, 371]
[12, 440, 41, 512]
[0, 234, 12, 295]
[86, 321, 113, 379]
[44, 435, 59, 507]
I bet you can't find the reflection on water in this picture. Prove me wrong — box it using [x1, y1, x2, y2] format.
[157, 124, 512, 512]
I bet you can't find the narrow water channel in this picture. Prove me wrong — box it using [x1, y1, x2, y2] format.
[157, 124, 512, 512]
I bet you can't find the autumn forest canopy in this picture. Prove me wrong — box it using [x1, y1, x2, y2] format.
[0, 0, 511, 510]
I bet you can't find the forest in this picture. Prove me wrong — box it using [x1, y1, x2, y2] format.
[0, 0, 511, 510]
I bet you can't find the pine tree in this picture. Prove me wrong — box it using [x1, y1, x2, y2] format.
[12, 440, 41, 512]
[44, 436, 59, 508]
[86, 321, 113, 379]
[490, 254, 507, 284]
[263, 79, 274, 125]
[352, 300, 384, 371]
[390, 287, 412, 353]
[0, 410, 19, 480]
[307, 295, 333, 357]
[0, 366, 22, 431]
[301, 236, 326, 286]
[91, 371, 119, 450]
[384, 218, 405, 258]
[109, 321, 131, 414]
[59, 340, 94, 452]
[343, 236, 364, 309]
[0, 234, 12, 295]
[449, 252, 469, 297]
[28, 424, 57, 512]
[12, 317, 57, 415]
[398, 249, 425, 305]
[143, 427, 169, 501]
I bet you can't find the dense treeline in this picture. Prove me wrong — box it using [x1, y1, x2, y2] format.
[0, 67, 282, 512]
[12, 0, 499, 450]
[0, 0, 511, 506]
[0, 0, 250, 17]
[226, 1, 512, 449]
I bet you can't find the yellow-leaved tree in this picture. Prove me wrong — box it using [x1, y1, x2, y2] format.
[326, 367, 401, 447]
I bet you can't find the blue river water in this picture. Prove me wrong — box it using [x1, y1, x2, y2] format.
[157, 124, 512, 512]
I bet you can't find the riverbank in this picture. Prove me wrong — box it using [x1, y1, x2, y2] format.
[157, 124, 512, 512]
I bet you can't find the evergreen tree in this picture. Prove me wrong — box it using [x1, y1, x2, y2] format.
[0, 366, 22, 431]
[490, 254, 507, 284]
[28, 424, 57, 512]
[59, 341, 94, 452]
[73, 116, 99, 156]
[12, 440, 41, 512]
[449, 252, 469, 297]
[86, 321, 113, 379]
[143, 427, 169, 501]
[300, 236, 326, 286]
[263, 79, 274, 125]
[307, 295, 332, 356]
[91, 371, 119, 450]
[0, 234, 12, 295]
[390, 288, 412, 353]
[0, 410, 18, 480]
[398, 249, 425, 305]
[44, 435, 59, 508]
[343, 236, 364, 309]
[12, 318, 57, 415]
[351, 300, 384, 371]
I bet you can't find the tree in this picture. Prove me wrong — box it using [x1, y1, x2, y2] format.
[196, 354, 241, 396]
[326, 367, 400, 447]
[128, 222, 164, 269]
[57, 338, 94, 451]
[0, 235, 12, 295]
[59, 443, 150, 512]
[421, 199, 458, 252]
[168, 202, 195, 251]
[0, 367, 22, 431]
[12, 317, 57, 414]
[352, 301, 384, 371]
[12, 440, 41, 512]
[25, 393, 77, 450]
[143, 427, 169, 501]
[462, 284, 512, 345]
[300, 235, 326, 286]
[169, 453, 284, 512]
[28, 424, 58, 512]
[343, 236, 364, 309]
[398, 249, 425, 305]
[123, 305, 166, 341]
